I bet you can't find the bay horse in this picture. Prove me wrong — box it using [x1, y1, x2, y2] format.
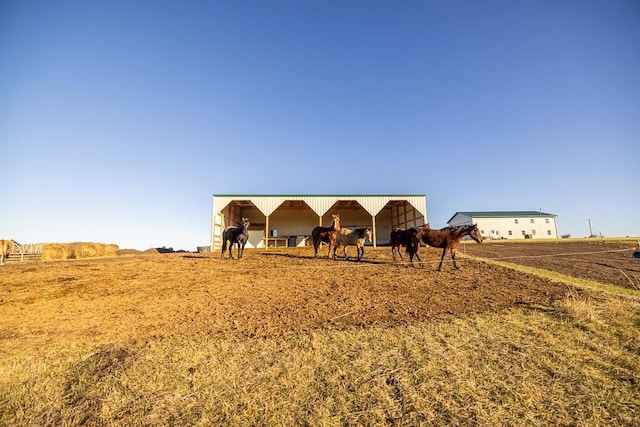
[312, 214, 340, 258]
[0, 239, 17, 265]
[390, 224, 429, 261]
[221, 217, 250, 259]
[408, 223, 483, 270]
[334, 227, 372, 261]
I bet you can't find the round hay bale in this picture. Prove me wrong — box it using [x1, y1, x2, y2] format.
[102, 244, 120, 256]
[68, 242, 98, 259]
[40, 243, 69, 261]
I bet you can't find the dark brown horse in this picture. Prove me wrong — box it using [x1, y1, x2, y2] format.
[312, 214, 340, 258]
[390, 224, 429, 261]
[409, 223, 483, 270]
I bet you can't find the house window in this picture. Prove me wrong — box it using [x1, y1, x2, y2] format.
[514, 219, 519, 224]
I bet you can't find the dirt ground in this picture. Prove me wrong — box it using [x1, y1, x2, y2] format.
[0, 243, 595, 346]
[460, 239, 640, 290]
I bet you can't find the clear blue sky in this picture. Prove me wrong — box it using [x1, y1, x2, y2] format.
[1, 1, 638, 250]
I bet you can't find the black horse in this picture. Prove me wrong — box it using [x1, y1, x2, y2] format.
[221, 217, 250, 259]
[390, 224, 429, 261]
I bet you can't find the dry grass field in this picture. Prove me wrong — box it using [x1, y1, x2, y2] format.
[1, 240, 639, 425]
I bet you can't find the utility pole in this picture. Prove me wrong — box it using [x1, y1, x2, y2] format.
[588, 219, 593, 237]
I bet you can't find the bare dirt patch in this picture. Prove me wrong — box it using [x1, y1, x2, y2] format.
[1, 247, 571, 348]
[461, 239, 640, 290]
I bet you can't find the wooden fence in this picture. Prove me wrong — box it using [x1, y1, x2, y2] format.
[6, 242, 42, 263]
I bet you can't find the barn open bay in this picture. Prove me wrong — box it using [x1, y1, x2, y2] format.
[1, 242, 639, 425]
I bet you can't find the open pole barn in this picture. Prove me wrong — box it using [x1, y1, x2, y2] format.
[211, 194, 428, 250]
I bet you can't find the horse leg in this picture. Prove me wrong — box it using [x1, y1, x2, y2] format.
[451, 249, 458, 269]
[409, 246, 421, 267]
[313, 235, 320, 257]
[437, 247, 446, 271]
[406, 239, 420, 267]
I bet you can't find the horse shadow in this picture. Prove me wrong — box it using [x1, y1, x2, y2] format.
[261, 251, 390, 265]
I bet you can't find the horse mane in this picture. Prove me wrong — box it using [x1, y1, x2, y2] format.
[354, 228, 367, 237]
[331, 214, 341, 231]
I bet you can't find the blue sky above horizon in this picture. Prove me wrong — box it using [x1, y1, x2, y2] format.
[1, 1, 638, 250]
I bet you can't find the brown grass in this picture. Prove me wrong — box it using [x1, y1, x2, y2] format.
[1, 245, 639, 425]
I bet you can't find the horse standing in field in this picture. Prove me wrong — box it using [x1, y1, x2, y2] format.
[390, 224, 429, 261]
[0, 239, 17, 265]
[312, 214, 340, 258]
[334, 227, 373, 261]
[221, 218, 250, 259]
[408, 223, 483, 270]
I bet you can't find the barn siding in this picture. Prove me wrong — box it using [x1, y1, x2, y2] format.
[268, 209, 318, 237]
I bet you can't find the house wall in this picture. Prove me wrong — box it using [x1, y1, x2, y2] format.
[478, 217, 558, 239]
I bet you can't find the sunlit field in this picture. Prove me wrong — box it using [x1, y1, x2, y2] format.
[1, 241, 639, 425]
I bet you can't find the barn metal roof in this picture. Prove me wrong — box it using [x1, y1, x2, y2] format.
[213, 194, 427, 218]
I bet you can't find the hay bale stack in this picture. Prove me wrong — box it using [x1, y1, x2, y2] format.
[40, 242, 120, 260]
[69, 242, 120, 259]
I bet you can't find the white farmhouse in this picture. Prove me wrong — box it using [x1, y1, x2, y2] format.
[448, 211, 559, 240]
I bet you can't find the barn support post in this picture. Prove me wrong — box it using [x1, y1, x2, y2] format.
[372, 215, 377, 248]
[211, 213, 225, 251]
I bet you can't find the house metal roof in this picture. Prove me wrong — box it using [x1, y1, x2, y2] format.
[448, 211, 556, 223]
